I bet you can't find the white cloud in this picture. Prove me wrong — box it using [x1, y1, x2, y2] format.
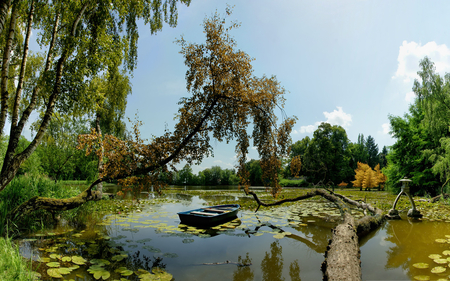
[382, 123, 390, 134]
[405, 91, 416, 103]
[323, 106, 352, 128]
[296, 107, 352, 134]
[393, 41, 450, 82]
[299, 124, 317, 134]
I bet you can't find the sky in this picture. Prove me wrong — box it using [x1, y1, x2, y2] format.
[121, 0, 450, 174]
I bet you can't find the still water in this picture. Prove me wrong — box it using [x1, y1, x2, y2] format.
[17, 187, 450, 280]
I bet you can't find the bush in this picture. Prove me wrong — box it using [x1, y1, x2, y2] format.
[0, 175, 80, 236]
[279, 178, 308, 187]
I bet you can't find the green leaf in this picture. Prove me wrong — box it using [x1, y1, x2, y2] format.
[46, 262, 60, 268]
[47, 268, 62, 278]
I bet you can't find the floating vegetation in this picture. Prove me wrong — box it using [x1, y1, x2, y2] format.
[182, 239, 195, 244]
[433, 259, 448, 265]
[428, 254, 441, 260]
[431, 266, 446, 274]
[413, 263, 429, 269]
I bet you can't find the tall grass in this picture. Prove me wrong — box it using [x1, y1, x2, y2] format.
[0, 174, 80, 236]
[0, 237, 36, 280]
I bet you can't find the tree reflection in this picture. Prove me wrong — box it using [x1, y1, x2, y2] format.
[261, 241, 284, 281]
[233, 253, 254, 281]
[289, 260, 301, 281]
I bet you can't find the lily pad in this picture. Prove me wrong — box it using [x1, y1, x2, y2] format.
[46, 262, 60, 268]
[111, 254, 128, 262]
[428, 254, 442, 259]
[431, 266, 446, 274]
[115, 266, 134, 276]
[47, 268, 62, 278]
[433, 259, 448, 264]
[88, 265, 110, 280]
[273, 233, 285, 239]
[38, 257, 50, 263]
[61, 256, 72, 262]
[57, 267, 71, 275]
[413, 263, 429, 269]
[182, 239, 195, 244]
[435, 239, 447, 243]
[71, 256, 87, 265]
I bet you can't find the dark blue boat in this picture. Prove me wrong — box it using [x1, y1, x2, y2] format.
[177, 204, 240, 226]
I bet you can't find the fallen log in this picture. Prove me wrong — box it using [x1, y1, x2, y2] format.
[246, 188, 385, 281]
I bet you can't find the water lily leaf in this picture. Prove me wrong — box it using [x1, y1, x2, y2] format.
[50, 254, 61, 260]
[143, 245, 161, 253]
[111, 254, 128, 261]
[61, 256, 71, 262]
[47, 268, 62, 278]
[435, 239, 447, 243]
[433, 259, 448, 264]
[68, 265, 79, 270]
[413, 263, 429, 269]
[298, 224, 308, 226]
[93, 269, 110, 280]
[38, 257, 50, 263]
[182, 239, 194, 244]
[443, 250, 450, 256]
[431, 266, 446, 274]
[162, 253, 178, 258]
[273, 233, 285, 239]
[91, 259, 111, 266]
[57, 267, 71, 275]
[413, 275, 430, 280]
[428, 254, 442, 259]
[115, 266, 133, 276]
[71, 256, 87, 265]
[46, 262, 60, 268]
[284, 232, 292, 236]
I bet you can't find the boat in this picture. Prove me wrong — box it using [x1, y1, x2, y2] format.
[177, 204, 240, 226]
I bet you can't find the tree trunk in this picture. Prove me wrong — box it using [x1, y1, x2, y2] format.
[95, 113, 103, 197]
[246, 188, 385, 281]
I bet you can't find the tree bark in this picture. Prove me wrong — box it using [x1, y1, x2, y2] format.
[95, 113, 104, 197]
[246, 188, 385, 281]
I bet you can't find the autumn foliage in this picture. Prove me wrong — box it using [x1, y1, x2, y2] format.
[351, 162, 387, 191]
[77, 11, 296, 199]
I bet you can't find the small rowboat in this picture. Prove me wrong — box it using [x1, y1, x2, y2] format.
[177, 204, 240, 226]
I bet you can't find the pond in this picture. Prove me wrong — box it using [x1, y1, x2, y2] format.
[15, 187, 450, 280]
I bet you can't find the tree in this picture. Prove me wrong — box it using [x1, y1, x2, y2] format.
[384, 101, 439, 195]
[366, 135, 379, 168]
[351, 162, 386, 191]
[9, 10, 296, 217]
[246, 159, 263, 186]
[303, 123, 352, 186]
[0, 0, 191, 195]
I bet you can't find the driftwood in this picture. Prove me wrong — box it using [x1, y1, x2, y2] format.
[246, 188, 385, 281]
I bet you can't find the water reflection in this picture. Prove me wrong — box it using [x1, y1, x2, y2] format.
[233, 253, 254, 281]
[261, 241, 284, 281]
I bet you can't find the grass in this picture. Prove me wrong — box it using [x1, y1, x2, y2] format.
[279, 178, 308, 187]
[0, 237, 37, 281]
[0, 174, 81, 236]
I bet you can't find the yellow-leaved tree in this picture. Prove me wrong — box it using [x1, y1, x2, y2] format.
[352, 162, 387, 191]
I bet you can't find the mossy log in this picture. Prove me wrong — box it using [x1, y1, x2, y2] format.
[6, 179, 103, 221]
[246, 188, 385, 281]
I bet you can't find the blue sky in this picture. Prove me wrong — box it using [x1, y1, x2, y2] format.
[124, 0, 450, 173]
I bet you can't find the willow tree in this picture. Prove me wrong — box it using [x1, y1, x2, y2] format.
[0, 0, 190, 194]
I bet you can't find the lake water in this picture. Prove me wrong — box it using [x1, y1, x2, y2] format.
[16, 186, 450, 280]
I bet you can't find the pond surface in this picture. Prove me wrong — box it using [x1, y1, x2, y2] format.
[16, 188, 450, 280]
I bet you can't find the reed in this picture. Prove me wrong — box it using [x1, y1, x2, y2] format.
[0, 237, 36, 281]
